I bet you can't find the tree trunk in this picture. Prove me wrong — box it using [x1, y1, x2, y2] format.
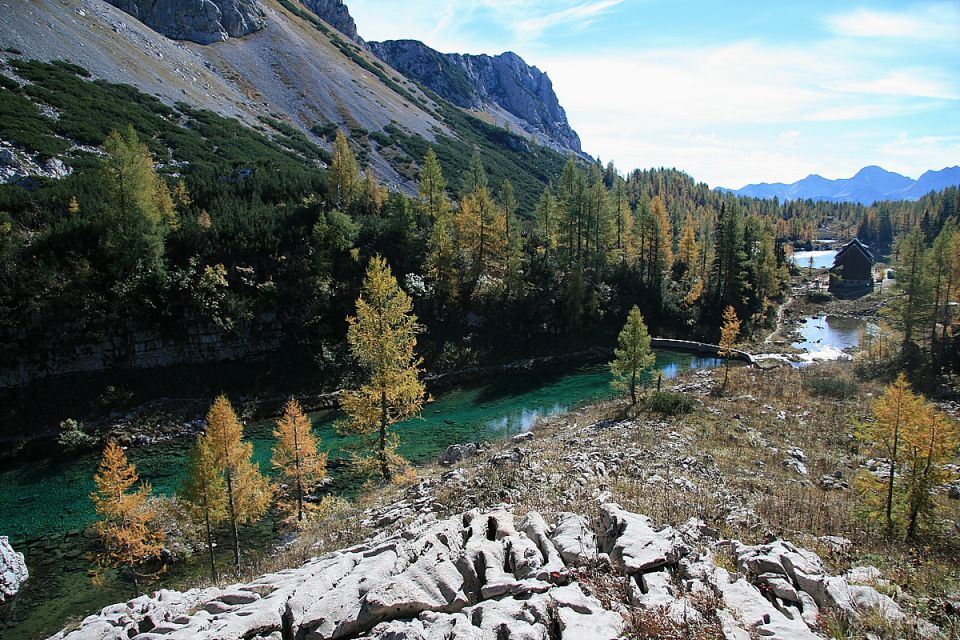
[204, 505, 218, 583]
[630, 368, 637, 405]
[226, 468, 241, 569]
[885, 424, 899, 537]
[380, 387, 390, 481]
[294, 425, 304, 523]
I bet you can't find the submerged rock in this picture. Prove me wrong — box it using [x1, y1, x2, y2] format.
[0, 536, 28, 603]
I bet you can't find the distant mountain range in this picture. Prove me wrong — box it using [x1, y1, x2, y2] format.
[726, 166, 960, 205]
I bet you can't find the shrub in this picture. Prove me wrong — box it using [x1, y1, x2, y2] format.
[645, 391, 695, 416]
[802, 373, 857, 399]
[57, 418, 96, 452]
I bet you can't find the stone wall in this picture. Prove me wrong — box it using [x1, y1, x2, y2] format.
[0, 316, 283, 389]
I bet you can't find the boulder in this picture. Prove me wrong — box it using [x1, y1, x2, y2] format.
[439, 443, 478, 465]
[549, 513, 597, 566]
[0, 536, 28, 602]
[600, 504, 688, 574]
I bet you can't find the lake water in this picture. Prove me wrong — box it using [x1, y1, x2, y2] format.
[791, 250, 837, 269]
[0, 349, 722, 639]
[792, 315, 875, 363]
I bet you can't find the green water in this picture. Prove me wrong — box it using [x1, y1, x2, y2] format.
[0, 351, 720, 639]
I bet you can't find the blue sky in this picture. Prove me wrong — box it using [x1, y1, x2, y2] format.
[348, 0, 959, 189]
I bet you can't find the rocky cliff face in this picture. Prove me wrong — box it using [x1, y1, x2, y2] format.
[299, 0, 361, 42]
[370, 40, 583, 154]
[105, 0, 265, 44]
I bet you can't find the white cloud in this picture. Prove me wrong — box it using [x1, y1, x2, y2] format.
[348, 1, 959, 186]
[825, 3, 960, 41]
[541, 38, 959, 186]
[349, 0, 626, 52]
[515, 0, 625, 40]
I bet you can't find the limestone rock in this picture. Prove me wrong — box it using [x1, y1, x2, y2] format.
[0, 536, 28, 602]
[300, 0, 360, 42]
[599, 503, 688, 573]
[105, 0, 265, 45]
[549, 512, 597, 566]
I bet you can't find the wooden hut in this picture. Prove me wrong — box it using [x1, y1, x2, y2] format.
[829, 238, 874, 297]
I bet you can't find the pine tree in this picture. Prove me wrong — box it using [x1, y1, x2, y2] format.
[272, 398, 328, 525]
[718, 305, 741, 391]
[894, 227, 931, 346]
[328, 130, 359, 211]
[340, 256, 425, 480]
[91, 439, 165, 596]
[204, 395, 270, 570]
[610, 306, 656, 404]
[182, 434, 227, 582]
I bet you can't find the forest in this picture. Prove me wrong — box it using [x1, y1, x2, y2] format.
[2, 59, 959, 403]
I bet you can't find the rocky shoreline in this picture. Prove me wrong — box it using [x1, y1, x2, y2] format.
[46, 361, 960, 639]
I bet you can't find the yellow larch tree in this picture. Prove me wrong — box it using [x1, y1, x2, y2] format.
[328, 130, 359, 211]
[855, 373, 923, 536]
[272, 398, 328, 525]
[204, 395, 271, 570]
[91, 439, 165, 596]
[900, 399, 959, 539]
[182, 434, 228, 582]
[339, 256, 425, 480]
[717, 305, 741, 391]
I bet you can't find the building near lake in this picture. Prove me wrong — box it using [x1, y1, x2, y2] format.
[828, 238, 874, 298]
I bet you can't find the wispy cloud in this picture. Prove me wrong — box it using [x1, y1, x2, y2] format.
[515, 0, 625, 40]
[825, 3, 960, 41]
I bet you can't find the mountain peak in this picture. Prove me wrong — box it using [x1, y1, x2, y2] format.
[730, 166, 959, 204]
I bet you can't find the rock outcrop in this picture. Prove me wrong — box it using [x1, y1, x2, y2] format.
[369, 40, 583, 154]
[0, 536, 28, 603]
[51, 504, 919, 640]
[300, 0, 361, 42]
[105, 0, 265, 44]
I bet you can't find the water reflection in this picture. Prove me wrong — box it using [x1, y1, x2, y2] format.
[791, 250, 837, 269]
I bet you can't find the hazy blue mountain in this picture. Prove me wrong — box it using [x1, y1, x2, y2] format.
[727, 165, 960, 204]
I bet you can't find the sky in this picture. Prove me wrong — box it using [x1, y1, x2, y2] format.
[348, 0, 960, 189]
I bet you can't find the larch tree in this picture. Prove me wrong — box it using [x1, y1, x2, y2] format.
[535, 185, 558, 257]
[328, 130, 360, 211]
[419, 148, 448, 221]
[900, 400, 959, 540]
[717, 305, 741, 391]
[91, 439, 165, 596]
[339, 256, 426, 480]
[272, 398, 328, 525]
[856, 374, 922, 536]
[610, 305, 656, 405]
[204, 395, 271, 570]
[182, 434, 227, 582]
[101, 126, 176, 277]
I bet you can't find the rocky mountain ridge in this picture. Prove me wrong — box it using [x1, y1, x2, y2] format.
[729, 165, 960, 205]
[369, 40, 583, 154]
